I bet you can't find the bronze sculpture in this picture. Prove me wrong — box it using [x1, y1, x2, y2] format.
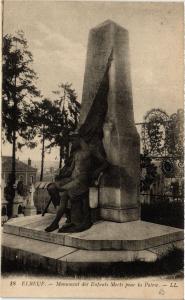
[45, 134, 108, 233]
[44, 50, 113, 233]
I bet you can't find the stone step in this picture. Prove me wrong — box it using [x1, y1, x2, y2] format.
[2, 232, 184, 276]
[3, 214, 183, 251]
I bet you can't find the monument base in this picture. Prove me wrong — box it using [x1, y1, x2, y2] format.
[24, 207, 37, 216]
[2, 231, 183, 276]
[89, 186, 140, 222]
[99, 206, 140, 222]
[2, 215, 183, 275]
[3, 214, 183, 251]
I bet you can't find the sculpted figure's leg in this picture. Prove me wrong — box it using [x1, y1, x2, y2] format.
[57, 177, 91, 233]
[62, 193, 92, 233]
[47, 183, 61, 208]
[55, 178, 73, 223]
[46, 179, 72, 219]
[45, 191, 68, 232]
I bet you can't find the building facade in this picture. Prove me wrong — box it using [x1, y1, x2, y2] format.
[2, 156, 37, 186]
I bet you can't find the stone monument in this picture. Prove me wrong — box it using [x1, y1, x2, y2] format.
[12, 183, 24, 217]
[79, 20, 140, 222]
[2, 20, 183, 273]
[24, 184, 37, 216]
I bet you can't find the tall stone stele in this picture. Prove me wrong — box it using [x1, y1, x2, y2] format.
[80, 20, 140, 222]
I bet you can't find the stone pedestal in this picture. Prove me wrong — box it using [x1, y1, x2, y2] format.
[80, 20, 140, 222]
[24, 184, 37, 216]
[12, 190, 24, 217]
[3, 215, 184, 251]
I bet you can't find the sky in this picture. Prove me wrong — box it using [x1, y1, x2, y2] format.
[3, 1, 184, 164]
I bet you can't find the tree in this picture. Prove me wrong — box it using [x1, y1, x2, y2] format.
[52, 83, 81, 167]
[2, 31, 40, 205]
[29, 83, 80, 180]
[166, 109, 184, 159]
[29, 99, 60, 181]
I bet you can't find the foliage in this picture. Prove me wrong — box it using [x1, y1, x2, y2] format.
[29, 88, 80, 179]
[141, 200, 184, 229]
[29, 99, 59, 140]
[140, 152, 158, 192]
[50, 82, 81, 165]
[165, 109, 184, 158]
[25, 82, 80, 178]
[2, 31, 40, 149]
[2, 30, 40, 204]
[28, 98, 61, 180]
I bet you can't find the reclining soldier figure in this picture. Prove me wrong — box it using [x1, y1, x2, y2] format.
[45, 131, 108, 233]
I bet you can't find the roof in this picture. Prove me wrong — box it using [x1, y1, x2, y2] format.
[2, 156, 37, 173]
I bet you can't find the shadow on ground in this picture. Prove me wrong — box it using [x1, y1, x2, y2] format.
[141, 201, 184, 229]
[2, 247, 184, 278]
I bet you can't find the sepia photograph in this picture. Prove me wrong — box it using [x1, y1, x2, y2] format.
[1, 1, 184, 299]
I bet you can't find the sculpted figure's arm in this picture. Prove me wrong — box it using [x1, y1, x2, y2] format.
[55, 155, 75, 181]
